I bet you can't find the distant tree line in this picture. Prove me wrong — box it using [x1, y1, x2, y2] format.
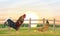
[0, 24, 60, 28]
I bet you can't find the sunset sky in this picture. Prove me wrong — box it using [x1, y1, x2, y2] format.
[0, 0, 60, 20]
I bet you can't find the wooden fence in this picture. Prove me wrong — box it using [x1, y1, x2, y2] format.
[0, 18, 60, 31]
[24, 18, 60, 31]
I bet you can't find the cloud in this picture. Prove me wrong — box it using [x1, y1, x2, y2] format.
[0, 0, 60, 17]
[0, 0, 17, 9]
[0, 0, 60, 9]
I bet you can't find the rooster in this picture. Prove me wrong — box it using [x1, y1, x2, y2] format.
[5, 14, 26, 31]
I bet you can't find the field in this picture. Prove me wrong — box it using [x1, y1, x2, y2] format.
[0, 27, 60, 36]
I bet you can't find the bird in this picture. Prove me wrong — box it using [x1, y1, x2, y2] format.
[37, 20, 49, 32]
[4, 14, 26, 31]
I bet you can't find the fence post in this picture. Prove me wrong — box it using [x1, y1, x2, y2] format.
[29, 18, 31, 31]
[43, 18, 45, 27]
[53, 18, 55, 31]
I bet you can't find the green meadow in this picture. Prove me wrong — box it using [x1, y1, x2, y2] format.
[0, 24, 60, 36]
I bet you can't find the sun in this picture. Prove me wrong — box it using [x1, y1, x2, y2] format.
[24, 11, 39, 27]
[25, 11, 39, 19]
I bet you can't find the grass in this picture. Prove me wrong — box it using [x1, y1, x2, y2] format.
[0, 27, 60, 36]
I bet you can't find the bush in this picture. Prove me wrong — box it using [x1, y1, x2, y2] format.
[37, 24, 43, 27]
[21, 24, 28, 27]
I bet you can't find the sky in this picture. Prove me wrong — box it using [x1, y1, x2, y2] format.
[0, 0, 60, 20]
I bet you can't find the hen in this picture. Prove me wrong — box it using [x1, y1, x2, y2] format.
[37, 20, 49, 32]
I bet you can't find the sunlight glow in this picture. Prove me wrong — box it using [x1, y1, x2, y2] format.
[25, 11, 39, 19]
[24, 11, 39, 27]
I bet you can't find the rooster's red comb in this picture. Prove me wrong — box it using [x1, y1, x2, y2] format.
[23, 14, 26, 16]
